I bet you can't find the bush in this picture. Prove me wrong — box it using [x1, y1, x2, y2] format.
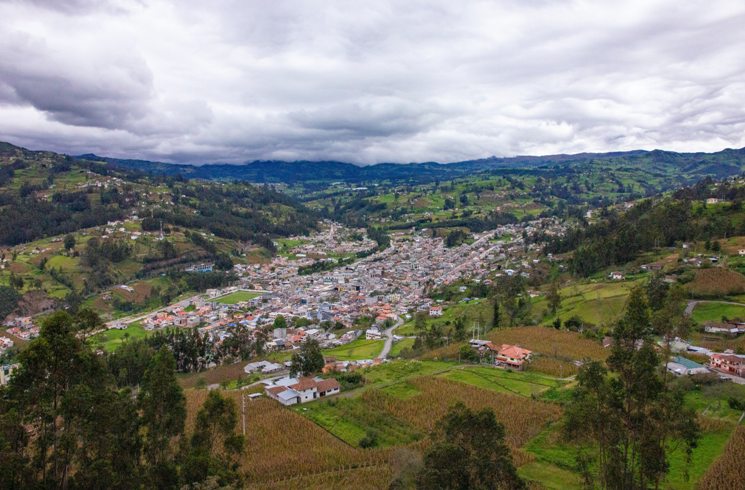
[359, 430, 379, 448]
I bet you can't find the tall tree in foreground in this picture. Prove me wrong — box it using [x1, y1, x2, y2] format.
[416, 403, 524, 490]
[0, 311, 143, 488]
[564, 287, 699, 489]
[139, 347, 186, 488]
[183, 390, 245, 486]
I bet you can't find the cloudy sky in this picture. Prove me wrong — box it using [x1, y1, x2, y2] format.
[1, 0, 744, 164]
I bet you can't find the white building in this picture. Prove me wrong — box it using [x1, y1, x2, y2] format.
[264, 376, 341, 406]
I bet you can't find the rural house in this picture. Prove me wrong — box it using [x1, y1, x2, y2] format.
[264, 376, 341, 406]
[710, 352, 745, 377]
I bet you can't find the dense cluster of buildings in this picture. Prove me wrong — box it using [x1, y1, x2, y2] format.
[2, 316, 39, 341]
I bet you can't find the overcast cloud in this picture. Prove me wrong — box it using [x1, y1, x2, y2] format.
[0, 0, 744, 164]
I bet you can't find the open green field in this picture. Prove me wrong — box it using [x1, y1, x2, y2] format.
[214, 290, 262, 304]
[90, 322, 149, 352]
[296, 396, 423, 447]
[389, 337, 415, 357]
[692, 301, 745, 324]
[322, 338, 384, 360]
[535, 279, 642, 326]
[439, 366, 568, 398]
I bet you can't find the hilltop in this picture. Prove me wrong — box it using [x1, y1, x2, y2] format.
[73, 145, 745, 185]
[0, 142, 318, 320]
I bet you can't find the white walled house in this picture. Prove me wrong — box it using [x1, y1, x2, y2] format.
[264, 376, 341, 406]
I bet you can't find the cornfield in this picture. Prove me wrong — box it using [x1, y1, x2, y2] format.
[687, 268, 745, 297]
[421, 326, 608, 363]
[185, 390, 389, 485]
[485, 326, 608, 362]
[245, 463, 393, 490]
[360, 376, 562, 448]
[185, 376, 561, 486]
[697, 426, 745, 489]
[529, 357, 578, 378]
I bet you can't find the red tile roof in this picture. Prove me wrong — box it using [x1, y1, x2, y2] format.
[316, 378, 340, 393]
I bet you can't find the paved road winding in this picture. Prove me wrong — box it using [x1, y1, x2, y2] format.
[377, 315, 404, 360]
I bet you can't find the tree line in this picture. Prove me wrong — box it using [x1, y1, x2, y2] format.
[0, 311, 245, 489]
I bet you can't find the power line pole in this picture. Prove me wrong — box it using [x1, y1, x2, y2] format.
[241, 392, 246, 436]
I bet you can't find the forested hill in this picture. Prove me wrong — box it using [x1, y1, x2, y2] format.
[73, 145, 745, 185]
[546, 177, 745, 276]
[0, 142, 318, 247]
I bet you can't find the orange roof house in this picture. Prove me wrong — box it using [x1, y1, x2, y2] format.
[484, 343, 533, 370]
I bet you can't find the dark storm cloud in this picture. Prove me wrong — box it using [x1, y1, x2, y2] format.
[0, 0, 744, 164]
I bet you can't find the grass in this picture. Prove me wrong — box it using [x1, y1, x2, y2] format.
[322, 338, 385, 360]
[295, 397, 423, 447]
[542, 280, 641, 326]
[518, 461, 583, 490]
[438, 366, 566, 398]
[389, 337, 415, 357]
[665, 429, 734, 489]
[692, 301, 745, 324]
[213, 290, 262, 304]
[90, 322, 148, 352]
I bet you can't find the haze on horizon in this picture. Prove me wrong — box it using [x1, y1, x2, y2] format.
[1, 0, 744, 165]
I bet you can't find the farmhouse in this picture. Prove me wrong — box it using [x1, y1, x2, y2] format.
[710, 351, 745, 377]
[264, 376, 341, 406]
[429, 305, 443, 317]
[640, 262, 663, 272]
[482, 343, 532, 370]
[608, 271, 625, 280]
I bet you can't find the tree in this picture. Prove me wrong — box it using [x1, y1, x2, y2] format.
[289, 339, 325, 377]
[564, 287, 699, 489]
[138, 347, 186, 487]
[213, 253, 233, 271]
[183, 391, 244, 486]
[74, 307, 102, 336]
[63, 233, 76, 251]
[491, 298, 501, 329]
[547, 281, 561, 315]
[273, 315, 287, 330]
[646, 273, 669, 311]
[0, 311, 143, 488]
[417, 403, 524, 489]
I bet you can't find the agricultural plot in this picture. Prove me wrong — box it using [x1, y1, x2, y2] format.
[691, 301, 745, 324]
[542, 280, 641, 326]
[687, 268, 745, 298]
[322, 338, 384, 360]
[388, 337, 415, 357]
[420, 326, 607, 370]
[296, 375, 561, 453]
[90, 322, 148, 352]
[697, 426, 745, 490]
[438, 366, 568, 397]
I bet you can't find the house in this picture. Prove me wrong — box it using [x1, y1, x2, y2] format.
[666, 356, 710, 376]
[429, 305, 443, 317]
[0, 364, 18, 386]
[706, 198, 722, 205]
[704, 322, 745, 336]
[244, 360, 284, 375]
[608, 271, 624, 281]
[264, 376, 341, 406]
[640, 262, 663, 272]
[710, 351, 745, 377]
[366, 327, 383, 340]
[483, 343, 532, 370]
